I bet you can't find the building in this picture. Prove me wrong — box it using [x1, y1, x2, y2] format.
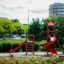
[49, 3, 64, 16]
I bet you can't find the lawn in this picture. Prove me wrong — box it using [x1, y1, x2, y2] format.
[0, 38, 47, 44]
[0, 38, 25, 44]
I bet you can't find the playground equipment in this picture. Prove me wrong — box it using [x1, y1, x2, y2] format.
[6, 22, 63, 57]
[43, 22, 57, 55]
[26, 34, 34, 55]
[7, 34, 35, 56]
[8, 41, 26, 53]
[7, 22, 57, 56]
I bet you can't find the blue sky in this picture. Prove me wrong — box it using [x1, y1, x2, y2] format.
[0, 0, 64, 24]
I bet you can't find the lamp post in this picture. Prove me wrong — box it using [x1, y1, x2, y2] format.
[28, 8, 29, 27]
[23, 8, 30, 33]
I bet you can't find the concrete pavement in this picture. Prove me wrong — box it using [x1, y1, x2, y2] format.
[0, 52, 63, 57]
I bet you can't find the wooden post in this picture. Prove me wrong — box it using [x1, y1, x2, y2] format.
[26, 42, 27, 55]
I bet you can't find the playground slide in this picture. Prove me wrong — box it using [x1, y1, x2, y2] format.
[43, 37, 57, 55]
[8, 41, 26, 53]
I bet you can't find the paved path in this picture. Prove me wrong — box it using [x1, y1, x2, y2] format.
[0, 52, 63, 57]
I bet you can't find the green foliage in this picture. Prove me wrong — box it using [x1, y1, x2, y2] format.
[0, 17, 25, 36]
[21, 45, 26, 52]
[13, 22, 23, 35]
[2, 43, 12, 52]
[42, 16, 64, 38]
[12, 19, 19, 22]
[22, 24, 28, 34]
[34, 43, 40, 51]
[0, 38, 25, 52]
[0, 43, 20, 52]
[11, 43, 20, 52]
[41, 16, 64, 48]
[0, 25, 4, 35]
[0, 17, 15, 35]
[28, 18, 43, 34]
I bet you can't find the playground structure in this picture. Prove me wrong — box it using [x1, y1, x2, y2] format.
[8, 34, 35, 55]
[6, 22, 64, 57]
[26, 34, 34, 55]
[43, 22, 57, 55]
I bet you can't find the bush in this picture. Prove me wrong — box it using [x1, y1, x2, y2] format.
[2, 43, 12, 52]
[0, 57, 64, 64]
[21, 43, 40, 52]
[34, 43, 40, 51]
[0, 43, 20, 53]
[21, 44, 26, 52]
[11, 43, 20, 52]
[0, 38, 25, 53]
[0, 43, 3, 52]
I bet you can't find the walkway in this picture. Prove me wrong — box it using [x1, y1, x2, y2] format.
[0, 52, 63, 57]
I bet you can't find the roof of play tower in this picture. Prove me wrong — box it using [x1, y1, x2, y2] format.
[48, 22, 55, 27]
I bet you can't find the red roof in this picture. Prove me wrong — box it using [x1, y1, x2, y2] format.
[48, 22, 55, 27]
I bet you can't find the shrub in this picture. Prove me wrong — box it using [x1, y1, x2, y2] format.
[34, 43, 40, 51]
[0, 43, 3, 52]
[2, 43, 12, 52]
[12, 43, 20, 52]
[0, 38, 25, 53]
[21, 44, 26, 52]
[0, 56, 64, 64]
[0, 43, 20, 53]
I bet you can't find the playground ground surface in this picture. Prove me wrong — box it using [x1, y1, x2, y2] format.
[0, 52, 64, 58]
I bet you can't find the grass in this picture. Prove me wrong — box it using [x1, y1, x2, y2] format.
[0, 38, 25, 44]
[0, 38, 47, 45]
[0, 57, 64, 64]
[35, 40, 47, 45]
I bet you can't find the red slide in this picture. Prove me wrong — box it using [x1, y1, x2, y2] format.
[43, 37, 57, 55]
[8, 41, 26, 53]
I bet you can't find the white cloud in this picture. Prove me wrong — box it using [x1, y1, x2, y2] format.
[0, 0, 64, 24]
[30, 8, 48, 14]
[52, 0, 64, 3]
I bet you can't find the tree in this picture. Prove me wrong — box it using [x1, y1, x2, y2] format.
[28, 18, 43, 34]
[0, 17, 15, 35]
[42, 16, 64, 46]
[22, 24, 28, 34]
[0, 25, 4, 35]
[13, 22, 23, 35]
[12, 19, 19, 22]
